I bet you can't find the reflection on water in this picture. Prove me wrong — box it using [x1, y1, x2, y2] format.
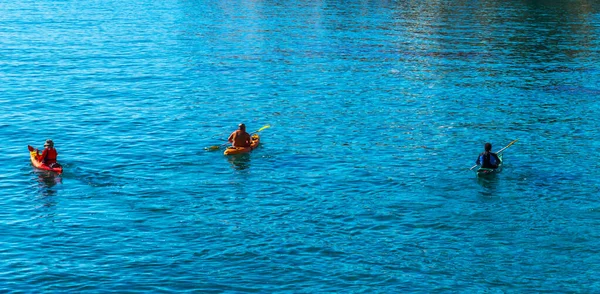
[226, 154, 251, 170]
[476, 173, 500, 197]
[32, 172, 61, 219]
[37, 172, 61, 188]
[36, 172, 61, 197]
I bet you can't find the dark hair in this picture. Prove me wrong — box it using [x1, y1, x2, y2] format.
[485, 143, 492, 151]
[238, 124, 246, 131]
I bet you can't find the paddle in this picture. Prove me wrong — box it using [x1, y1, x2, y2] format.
[206, 124, 271, 151]
[469, 139, 518, 171]
[495, 139, 519, 154]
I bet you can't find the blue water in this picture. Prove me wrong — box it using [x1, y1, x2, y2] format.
[1, 0, 600, 292]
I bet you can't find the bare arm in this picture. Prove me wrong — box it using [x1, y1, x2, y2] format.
[245, 133, 251, 146]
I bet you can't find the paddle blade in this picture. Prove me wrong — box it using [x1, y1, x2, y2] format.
[256, 124, 270, 133]
[28, 145, 35, 152]
[206, 145, 221, 151]
[497, 139, 519, 154]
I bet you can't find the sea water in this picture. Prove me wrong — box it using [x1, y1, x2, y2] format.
[1, 0, 599, 292]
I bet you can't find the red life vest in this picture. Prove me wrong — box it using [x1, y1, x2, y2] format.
[41, 148, 58, 164]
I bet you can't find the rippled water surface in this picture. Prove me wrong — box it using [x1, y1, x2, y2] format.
[1, 0, 600, 292]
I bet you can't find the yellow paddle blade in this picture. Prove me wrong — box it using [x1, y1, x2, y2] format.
[496, 139, 519, 154]
[256, 124, 270, 133]
[206, 145, 221, 151]
[503, 139, 518, 149]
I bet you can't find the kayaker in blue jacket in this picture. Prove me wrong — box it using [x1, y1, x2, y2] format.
[476, 143, 501, 169]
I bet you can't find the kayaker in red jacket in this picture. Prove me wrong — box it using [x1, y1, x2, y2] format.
[228, 124, 251, 147]
[37, 139, 59, 167]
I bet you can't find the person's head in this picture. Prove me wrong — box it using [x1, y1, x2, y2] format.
[44, 139, 54, 148]
[238, 123, 246, 131]
[484, 142, 492, 152]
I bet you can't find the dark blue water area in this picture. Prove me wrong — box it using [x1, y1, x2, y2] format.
[1, 0, 600, 292]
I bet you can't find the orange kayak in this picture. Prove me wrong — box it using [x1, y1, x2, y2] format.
[224, 134, 260, 155]
[28, 145, 63, 174]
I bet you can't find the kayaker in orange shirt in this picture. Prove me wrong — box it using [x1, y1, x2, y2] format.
[228, 124, 251, 148]
[37, 139, 59, 167]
